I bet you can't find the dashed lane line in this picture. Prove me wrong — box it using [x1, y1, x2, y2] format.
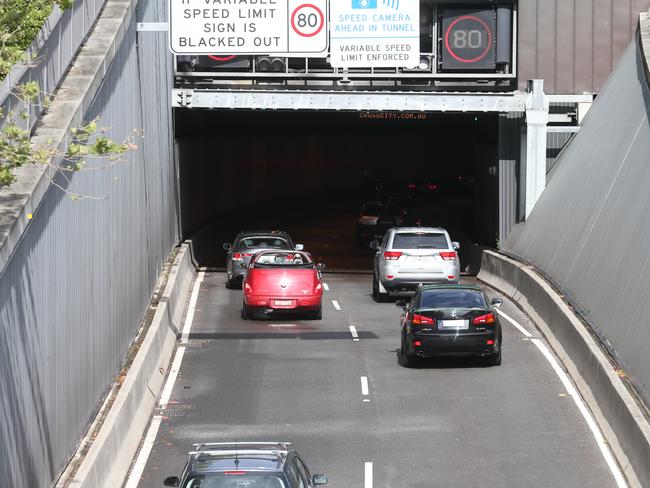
[365, 462, 373, 488]
[349, 325, 360, 341]
[332, 299, 341, 311]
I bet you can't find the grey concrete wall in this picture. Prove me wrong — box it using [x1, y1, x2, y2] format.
[0, 0, 179, 485]
[503, 23, 650, 410]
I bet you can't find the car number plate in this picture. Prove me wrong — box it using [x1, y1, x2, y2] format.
[440, 319, 469, 330]
[274, 300, 292, 306]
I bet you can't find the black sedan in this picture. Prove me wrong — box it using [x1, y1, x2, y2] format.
[397, 284, 503, 367]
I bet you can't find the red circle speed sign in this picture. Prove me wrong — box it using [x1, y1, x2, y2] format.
[291, 4, 325, 38]
[444, 15, 493, 63]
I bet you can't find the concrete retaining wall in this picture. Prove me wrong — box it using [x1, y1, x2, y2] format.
[479, 250, 650, 488]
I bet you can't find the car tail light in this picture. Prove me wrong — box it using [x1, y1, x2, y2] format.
[487, 339, 495, 345]
[242, 253, 252, 257]
[472, 313, 495, 325]
[315, 283, 322, 291]
[384, 251, 402, 260]
[359, 215, 379, 225]
[426, 183, 438, 191]
[232, 252, 243, 261]
[408, 183, 416, 189]
[412, 314, 435, 325]
[224, 471, 247, 475]
[413, 340, 422, 346]
[244, 283, 252, 293]
[439, 251, 457, 261]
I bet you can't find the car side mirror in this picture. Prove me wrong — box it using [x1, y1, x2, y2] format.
[223, 243, 232, 251]
[163, 477, 180, 487]
[295, 243, 304, 251]
[369, 240, 379, 250]
[452, 241, 460, 250]
[395, 299, 408, 308]
[316, 262, 326, 271]
[312, 474, 328, 485]
[491, 297, 503, 308]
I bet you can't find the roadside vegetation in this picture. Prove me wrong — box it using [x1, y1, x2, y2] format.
[0, 0, 137, 197]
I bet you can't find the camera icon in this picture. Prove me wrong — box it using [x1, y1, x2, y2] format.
[352, 0, 377, 9]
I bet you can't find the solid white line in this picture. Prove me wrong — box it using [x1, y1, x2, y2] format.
[323, 282, 330, 291]
[332, 300, 341, 311]
[124, 270, 205, 488]
[349, 325, 359, 341]
[364, 462, 373, 488]
[124, 416, 163, 488]
[496, 309, 628, 487]
[360, 376, 369, 396]
[496, 309, 532, 337]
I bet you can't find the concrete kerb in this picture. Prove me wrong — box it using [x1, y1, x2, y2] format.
[478, 250, 650, 488]
[62, 243, 196, 487]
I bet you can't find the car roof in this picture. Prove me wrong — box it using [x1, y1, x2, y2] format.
[237, 230, 291, 238]
[390, 227, 448, 233]
[418, 284, 483, 292]
[187, 442, 291, 474]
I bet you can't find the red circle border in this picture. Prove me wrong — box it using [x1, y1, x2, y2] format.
[444, 15, 493, 64]
[291, 3, 325, 38]
[208, 55, 236, 61]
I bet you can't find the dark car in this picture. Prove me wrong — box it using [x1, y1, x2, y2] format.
[163, 442, 327, 488]
[223, 231, 303, 289]
[355, 201, 402, 248]
[397, 284, 503, 367]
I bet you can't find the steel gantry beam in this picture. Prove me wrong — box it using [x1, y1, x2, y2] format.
[171, 88, 530, 112]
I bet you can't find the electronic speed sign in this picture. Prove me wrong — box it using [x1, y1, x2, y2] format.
[441, 9, 496, 70]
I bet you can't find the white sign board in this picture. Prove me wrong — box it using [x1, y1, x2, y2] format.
[169, 0, 328, 56]
[330, 0, 420, 68]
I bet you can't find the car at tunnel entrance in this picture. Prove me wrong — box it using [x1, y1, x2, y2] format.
[242, 250, 325, 320]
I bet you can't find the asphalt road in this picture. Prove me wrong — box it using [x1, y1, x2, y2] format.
[128, 273, 617, 488]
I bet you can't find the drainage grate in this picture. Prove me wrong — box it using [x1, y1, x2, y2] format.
[158, 403, 193, 417]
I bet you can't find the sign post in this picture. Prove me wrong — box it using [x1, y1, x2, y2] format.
[329, 0, 420, 68]
[169, 0, 328, 56]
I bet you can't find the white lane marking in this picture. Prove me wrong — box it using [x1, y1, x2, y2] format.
[332, 300, 341, 311]
[496, 309, 628, 488]
[496, 308, 532, 337]
[364, 462, 373, 488]
[323, 282, 330, 291]
[125, 270, 205, 488]
[360, 376, 369, 396]
[124, 416, 162, 488]
[349, 325, 360, 341]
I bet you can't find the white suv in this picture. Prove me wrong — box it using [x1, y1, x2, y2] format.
[370, 227, 461, 301]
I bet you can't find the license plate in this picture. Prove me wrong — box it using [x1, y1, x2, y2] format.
[440, 319, 469, 329]
[274, 300, 292, 306]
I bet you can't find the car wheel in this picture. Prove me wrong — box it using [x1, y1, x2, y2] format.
[485, 350, 502, 367]
[372, 274, 388, 303]
[310, 306, 322, 320]
[401, 341, 417, 368]
[241, 303, 251, 320]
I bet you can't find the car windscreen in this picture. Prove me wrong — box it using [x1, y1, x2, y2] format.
[183, 473, 287, 487]
[238, 237, 290, 249]
[392, 232, 448, 249]
[419, 290, 487, 309]
[253, 251, 313, 268]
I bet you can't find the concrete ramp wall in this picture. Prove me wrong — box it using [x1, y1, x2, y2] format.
[503, 15, 650, 408]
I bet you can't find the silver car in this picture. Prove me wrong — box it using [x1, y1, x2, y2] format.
[223, 230, 303, 288]
[370, 227, 461, 301]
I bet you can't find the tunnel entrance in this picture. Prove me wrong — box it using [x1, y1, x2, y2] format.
[174, 109, 499, 271]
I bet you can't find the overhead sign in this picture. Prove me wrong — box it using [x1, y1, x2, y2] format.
[169, 0, 328, 56]
[330, 0, 420, 68]
[441, 9, 496, 70]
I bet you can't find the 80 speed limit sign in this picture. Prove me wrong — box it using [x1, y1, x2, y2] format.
[291, 4, 325, 38]
[288, 0, 327, 53]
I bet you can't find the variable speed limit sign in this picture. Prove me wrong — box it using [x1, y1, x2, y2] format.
[169, 0, 328, 56]
[441, 8, 496, 70]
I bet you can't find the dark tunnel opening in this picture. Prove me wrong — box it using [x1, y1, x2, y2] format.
[174, 109, 499, 271]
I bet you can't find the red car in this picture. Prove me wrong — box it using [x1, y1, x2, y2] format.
[242, 250, 325, 320]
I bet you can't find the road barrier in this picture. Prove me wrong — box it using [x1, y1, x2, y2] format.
[478, 250, 650, 488]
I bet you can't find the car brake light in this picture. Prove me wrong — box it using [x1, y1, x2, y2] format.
[426, 183, 438, 191]
[412, 314, 435, 325]
[224, 471, 247, 475]
[413, 340, 422, 346]
[472, 313, 495, 325]
[384, 251, 402, 260]
[232, 252, 242, 261]
[242, 253, 253, 257]
[439, 251, 457, 261]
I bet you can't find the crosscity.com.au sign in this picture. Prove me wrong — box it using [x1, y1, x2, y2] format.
[169, 0, 328, 55]
[330, 0, 420, 68]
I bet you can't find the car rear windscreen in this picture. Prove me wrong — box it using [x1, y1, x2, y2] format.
[254, 251, 313, 267]
[239, 237, 289, 249]
[420, 290, 487, 309]
[183, 474, 287, 487]
[392, 232, 448, 249]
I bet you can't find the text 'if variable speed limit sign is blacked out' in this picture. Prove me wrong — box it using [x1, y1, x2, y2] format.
[169, 0, 328, 56]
